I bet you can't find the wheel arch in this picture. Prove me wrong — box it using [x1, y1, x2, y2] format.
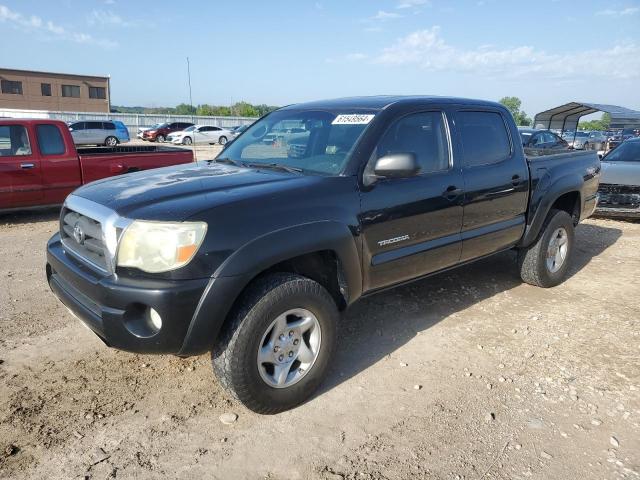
[520, 173, 583, 248]
[178, 221, 362, 356]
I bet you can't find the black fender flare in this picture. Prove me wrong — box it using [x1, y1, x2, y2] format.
[520, 173, 583, 247]
[178, 221, 361, 356]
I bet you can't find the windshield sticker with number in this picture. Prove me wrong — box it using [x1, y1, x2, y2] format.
[332, 114, 375, 125]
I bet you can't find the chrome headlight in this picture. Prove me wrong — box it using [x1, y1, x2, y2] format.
[117, 221, 207, 273]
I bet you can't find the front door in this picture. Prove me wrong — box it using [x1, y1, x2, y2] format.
[0, 124, 43, 209]
[453, 109, 529, 261]
[359, 110, 464, 291]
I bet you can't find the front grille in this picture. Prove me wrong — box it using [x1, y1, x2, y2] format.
[60, 208, 108, 270]
[598, 184, 640, 209]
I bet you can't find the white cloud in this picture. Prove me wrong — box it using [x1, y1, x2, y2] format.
[373, 26, 640, 80]
[397, 0, 430, 9]
[595, 7, 639, 16]
[87, 9, 132, 27]
[346, 53, 368, 61]
[0, 4, 117, 48]
[371, 10, 402, 20]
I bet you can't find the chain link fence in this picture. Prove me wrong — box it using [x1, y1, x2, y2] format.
[0, 108, 257, 135]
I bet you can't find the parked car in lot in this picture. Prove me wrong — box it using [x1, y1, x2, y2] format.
[519, 128, 570, 156]
[583, 131, 607, 151]
[231, 124, 249, 137]
[565, 131, 590, 149]
[137, 122, 163, 140]
[596, 137, 640, 218]
[68, 120, 130, 147]
[46, 96, 599, 413]
[167, 125, 233, 145]
[0, 119, 193, 211]
[142, 122, 194, 143]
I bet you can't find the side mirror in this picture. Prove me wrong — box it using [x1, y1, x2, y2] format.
[364, 153, 420, 186]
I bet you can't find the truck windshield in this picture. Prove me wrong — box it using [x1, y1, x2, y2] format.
[216, 109, 377, 175]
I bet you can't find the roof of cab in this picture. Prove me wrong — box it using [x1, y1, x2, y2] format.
[279, 95, 505, 111]
[0, 118, 68, 126]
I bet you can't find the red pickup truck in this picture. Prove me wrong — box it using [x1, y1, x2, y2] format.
[0, 119, 194, 212]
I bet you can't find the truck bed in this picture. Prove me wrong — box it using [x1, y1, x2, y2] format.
[77, 145, 194, 184]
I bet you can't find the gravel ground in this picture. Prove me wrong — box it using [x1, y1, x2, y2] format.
[0, 210, 638, 479]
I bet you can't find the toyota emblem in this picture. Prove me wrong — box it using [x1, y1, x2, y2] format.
[73, 222, 86, 245]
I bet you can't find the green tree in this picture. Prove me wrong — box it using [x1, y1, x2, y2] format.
[175, 103, 196, 115]
[499, 96, 532, 126]
[579, 113, 610, 131]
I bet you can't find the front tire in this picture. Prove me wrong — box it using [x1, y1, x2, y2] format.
[182, 136, 193, 145]
[518, 209, 575, 288]
[218, 136, 227, 145]
[212, 273, 338, 414]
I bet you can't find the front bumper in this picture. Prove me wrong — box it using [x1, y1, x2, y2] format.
[47, 233, 210, 354]
[595, 184, 640, 219]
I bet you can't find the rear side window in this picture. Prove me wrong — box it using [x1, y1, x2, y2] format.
[36, 125, 66, 155]
[376, 111, 450, 174]
[86, 121, 103, 130]
[458, 111, 511, 166]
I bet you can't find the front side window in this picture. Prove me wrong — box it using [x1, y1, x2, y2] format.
[375, 111, 450, 174]
[61, 85, 81, 98]
[219, 109, 377, 175]
[41, 83, 52, 96]
[103, 122, 116, 130]
[458, 111, 511, 166]
[0, 125, 32, 156]
[36, 125, 65, 155]
[89, 86, 106, 99]
[1, 80, 23, 95]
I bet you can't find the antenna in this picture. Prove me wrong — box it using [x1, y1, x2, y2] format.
[186, 57, 196, 162]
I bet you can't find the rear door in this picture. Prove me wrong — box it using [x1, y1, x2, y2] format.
[0, 123, 43, 208]
[85, 121, 104, 145]
[37, 123, 82, 205]
[453, 108, 529, 261]
[359, 108, 464, 291]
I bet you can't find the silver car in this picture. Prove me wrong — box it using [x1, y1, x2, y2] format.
[68, 121, 126, 146]
[596, 137, 640, 218]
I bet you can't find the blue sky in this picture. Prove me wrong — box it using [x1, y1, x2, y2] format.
[1, 0, 639, 117]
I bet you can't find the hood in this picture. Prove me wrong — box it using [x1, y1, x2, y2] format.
[600, 161, 640, 186]
[72, 161, 318, 220]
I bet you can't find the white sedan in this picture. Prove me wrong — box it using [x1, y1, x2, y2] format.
[167, 125, 232, 145]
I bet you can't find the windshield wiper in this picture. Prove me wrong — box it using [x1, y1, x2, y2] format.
[212, 157, 244, 167]
[245, 162, 303, 174]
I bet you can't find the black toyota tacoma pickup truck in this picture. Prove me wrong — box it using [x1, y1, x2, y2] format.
[46, 96, 600, 413]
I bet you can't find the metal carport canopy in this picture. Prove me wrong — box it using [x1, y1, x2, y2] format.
[534, 102, 640, 131]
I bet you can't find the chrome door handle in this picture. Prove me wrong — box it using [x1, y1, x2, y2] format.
[20, 163, 35, 169]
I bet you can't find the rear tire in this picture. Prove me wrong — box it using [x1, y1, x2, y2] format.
[218, 136, 227, 145]
[156, 134, 165, 143]
[212, 273, 338, 414]
[518, 209, 575, 288]
[105, 136, 118, 147]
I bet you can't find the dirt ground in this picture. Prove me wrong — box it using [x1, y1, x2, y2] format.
[0, 210, 639, 480]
